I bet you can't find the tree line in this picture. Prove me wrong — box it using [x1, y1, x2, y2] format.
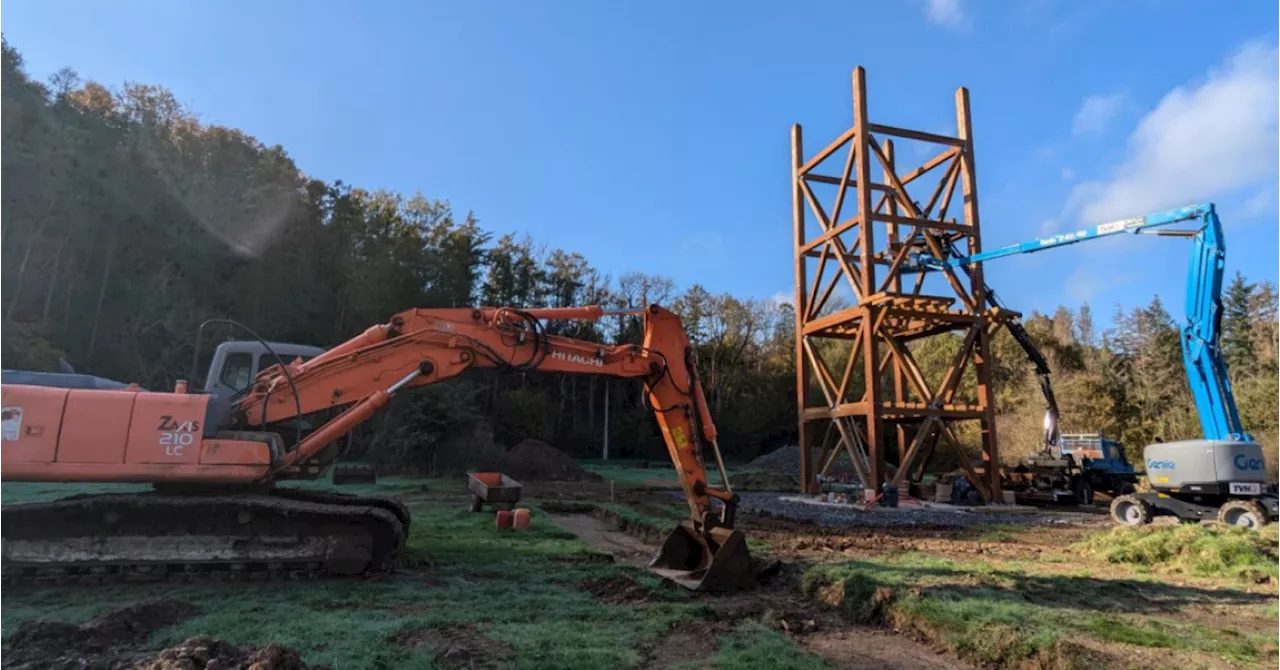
[2, 39, 1275, 475]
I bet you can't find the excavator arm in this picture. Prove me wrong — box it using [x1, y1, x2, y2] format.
[231, 303, 756, 590]
[0, 303, 756, 590]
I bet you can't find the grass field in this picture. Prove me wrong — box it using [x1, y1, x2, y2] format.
[799, 530, 1279, 669]
[0, 476, 823, 670]
[3, 469, 1278, 669]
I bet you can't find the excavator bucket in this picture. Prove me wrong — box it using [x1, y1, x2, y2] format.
[648, 520, 756, 592]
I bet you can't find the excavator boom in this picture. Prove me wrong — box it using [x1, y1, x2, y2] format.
[1, 304, 755, 591]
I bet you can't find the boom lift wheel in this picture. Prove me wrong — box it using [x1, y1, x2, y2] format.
[1110, 494, 1152, 527]
[1217, 500, 1270, 529]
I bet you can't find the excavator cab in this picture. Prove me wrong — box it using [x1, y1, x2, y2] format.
[204, 340, 376, 484]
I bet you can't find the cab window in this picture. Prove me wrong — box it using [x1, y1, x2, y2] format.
[219, 352, 255, 391]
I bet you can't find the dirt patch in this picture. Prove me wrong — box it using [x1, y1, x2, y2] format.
[138, 636, 330, 670]
[388, 624, 510, 668]
[802, 628, 973, 670]
[497, 439, 601, 481]
[643, 620, 729, 670]
[580, 574, 675, 605]
[3, 599, 199, 670]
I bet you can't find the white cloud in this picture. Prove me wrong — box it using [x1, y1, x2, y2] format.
[771, 291, 793, 307]
[924, 0, 967, 30]
[1060, 167, 1076, 181]
[1071, 93, 1126, 136]
[1076, 41, 1279, 224]
[1241, 187, 1277, 217]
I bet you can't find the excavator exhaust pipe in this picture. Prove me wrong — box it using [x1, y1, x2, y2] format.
[648, 521, 756, 592]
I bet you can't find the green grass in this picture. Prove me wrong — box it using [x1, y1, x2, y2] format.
[1074, 523, 1280, 580]
[708, 621, 833, 670]
[972, 524, 1019, 543]
[801, 552, 1277, 668]
[0, 479, 828, 670]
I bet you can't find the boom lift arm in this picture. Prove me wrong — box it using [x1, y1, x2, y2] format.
[933, 235, 1061, 450]
[911, 203, 1249, 443]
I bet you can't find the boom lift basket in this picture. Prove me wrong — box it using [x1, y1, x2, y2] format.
[648, 520, 755, 592]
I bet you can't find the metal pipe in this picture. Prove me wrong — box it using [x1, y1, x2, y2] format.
[709, 438, 733, 496]
[386, 368, 424, 394]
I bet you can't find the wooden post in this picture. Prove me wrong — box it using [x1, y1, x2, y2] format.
[792, 123, 813, 493]
[955, 85, 1001, 501]
[789, 68, 1003, 501]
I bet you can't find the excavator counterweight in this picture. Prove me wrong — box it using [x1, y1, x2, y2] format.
[1, 304, 757, 591]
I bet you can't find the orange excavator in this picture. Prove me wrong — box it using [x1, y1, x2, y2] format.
[1, 304, 754, 591]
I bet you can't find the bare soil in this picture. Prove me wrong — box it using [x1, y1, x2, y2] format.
[548, 511, 979, 669]
[641, 620, 729, 670]
[387, 623, 511, 669]
[801, 629, 971, 670]
[580, 574, 678, 605]
[2, 600, 328, 670]
[3, 599, 199, 670]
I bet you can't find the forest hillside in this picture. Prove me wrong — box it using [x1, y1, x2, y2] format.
[3, 39, 1275, 475]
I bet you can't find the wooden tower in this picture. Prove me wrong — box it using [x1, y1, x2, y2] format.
[790, 67, 1005, 501]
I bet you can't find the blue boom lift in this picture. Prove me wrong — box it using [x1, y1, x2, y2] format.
[925, 230, 1137, 505]
[912, 203, 1276, 528]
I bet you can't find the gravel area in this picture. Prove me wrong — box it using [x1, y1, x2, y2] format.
[736, 492, 1087, 528]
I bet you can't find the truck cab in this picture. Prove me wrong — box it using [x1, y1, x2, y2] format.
[203, 341, 326, 400]
[1059, 433, 1136, 478]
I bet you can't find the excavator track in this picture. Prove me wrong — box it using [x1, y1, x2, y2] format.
[1, 488, 407, 588]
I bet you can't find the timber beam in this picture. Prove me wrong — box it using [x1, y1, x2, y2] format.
[791, 66, 1003, 502]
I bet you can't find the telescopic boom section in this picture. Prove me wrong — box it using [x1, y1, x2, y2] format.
[912, 202, 1250, 445]
[235, 303, 735, 527]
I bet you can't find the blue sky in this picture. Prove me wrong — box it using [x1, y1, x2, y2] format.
[3, 0, 1277, 330]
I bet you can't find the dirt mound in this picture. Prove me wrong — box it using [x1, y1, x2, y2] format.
[388, 624, 510, 668]
[497, 439, 600, 481]
[3, 599, 199, 670]
[137, 636, 329, 670]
